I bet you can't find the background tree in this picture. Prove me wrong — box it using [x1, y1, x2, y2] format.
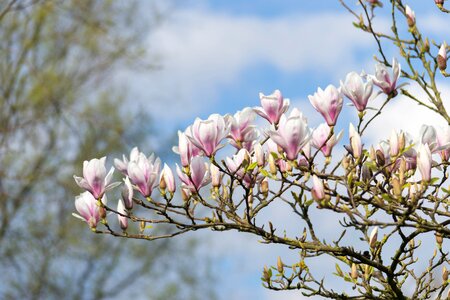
[0, 1, 213, 299]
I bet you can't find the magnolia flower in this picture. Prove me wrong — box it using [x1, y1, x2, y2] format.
[226, 108, 259, 150]
[114, 147, 140, 175]
[74, 157, 118, 199]
[371, 58, 401, 95]
[73, 191, 106, 228]
[438, 42, 448, 71]
[349, 123, 362, 158]
[127, 152, 161, 197]
[308, 85, 343, 126]
[436, 126, 450, 161]
[117, 199, 128, 230]
[253, 89, 290, 124]
[419, 125, 437, 152]
[389, 130, 404, 157]
[405, 5, 415, 27]
[185, 114, 229, 157]
[173, 131, 202, 168]
[311, 123, 343, 157]
[267, 108, 310, 161]
[340, 72, 374, 112]
[417, 143, 432, 182]
[311, 175, 325, 200]
[176, 156, 210, 192]
[121, 176, 134, 210]
[160, 164, 176, 194]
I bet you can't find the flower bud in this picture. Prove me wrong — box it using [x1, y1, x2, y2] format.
[269, 154, 277, 175]
[121, 176, 134, 210]
[417, 143, 432, 182]
[369, 226, 378, 249]
[161, 164, 176, 194]
[117, 199, 128, 230]
[210, 163, 222, 188]
[260, 178, 269, 198]
[405, 5, 415, 27]
[181, 188, 190, 202]
[254, 143, 265, 167]
[443, 266, 449, 282]
[349, 123, 362, 158]
[277, 256, 284, 273]
[351, 263, 358, 280]
[438, 42, 448, 71]
[311, 175, 325, 201]
[436, 232, 444, 246]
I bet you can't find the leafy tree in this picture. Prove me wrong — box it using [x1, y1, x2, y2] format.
[0, 1, 213, 299]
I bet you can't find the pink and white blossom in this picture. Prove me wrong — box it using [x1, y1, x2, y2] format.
[308, 85, 343, 126]
[370, 58, 401, 95]
[117, 199, 128, 230]
[176, 156, 210, 192]
[127, 151, 161, 197]
[185, 114, 229, 157]
[173, 131, 202, 167]
[226, 108, 259, 151]
[340, 72, 374, 112]
[405, 5, 415, 27]
[311, 175, 325, 201]
[438, 42, 447, 71]
[114, 147, 140, 175]
[121, 176, 134, 210]
[437, 126, 450, 161]
[417, 143, 432, 182]
[253, 90, 290, 124]
[160, 164, 176, 194]
[311, 123, 343, 157]
[74, 157, 118, 199]
[267, 108, 310, 161]
[73, 191, 106, 228]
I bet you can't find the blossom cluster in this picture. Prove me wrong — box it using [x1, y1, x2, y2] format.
[72, 57, 449, 234]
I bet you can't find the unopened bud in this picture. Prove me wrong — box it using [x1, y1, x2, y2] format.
[422, 38, 430, 53]
[140, 220, 146, 233]
[210, 163, 222, 188]
[99, 206, 107, 219]
[443, 266, 449, 282]
[436, 232, 444, 246]
[391, 177, 402, 197]
[277, 256, 284, 273]
[342, 156, 350, 169]
[369, 146, 376, 161]
[361, 164, 372, 182]
[263, 265, 271, 282]
[376, 149, 385, 166]
[351, 263, 358, 280]
[438, 42, 448, 71]
[311, 175, 325, 201]
[260, 178, 269, 198]
[435, 0, 445, 7]
[405, 5, 415, 27]
[159, 175, 167, 192]
[369, 227, 378, 249]
[254, 143, 265, 167]
[181, 188, 190, 202]
[269, 155, 277, 175]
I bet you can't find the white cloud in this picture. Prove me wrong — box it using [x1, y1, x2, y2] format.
[134, 8, 374, 125]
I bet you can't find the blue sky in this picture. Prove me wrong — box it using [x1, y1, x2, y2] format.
[122, 1, 450, 299]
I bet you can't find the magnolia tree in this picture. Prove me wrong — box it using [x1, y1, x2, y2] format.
[73, 1, 450, 299]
